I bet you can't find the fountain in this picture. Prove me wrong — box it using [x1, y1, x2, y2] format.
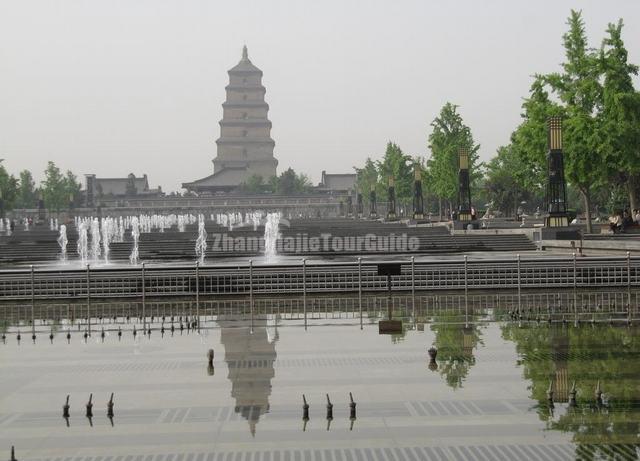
[57, 224, 68, 262]
[77, 222, 88, 263]
[130, 217, 140, 265]
[90, 218, 101, 261]
[195, 214, 207, 264]
[252, 212, 261, 231]
[264, 212, 280, 260]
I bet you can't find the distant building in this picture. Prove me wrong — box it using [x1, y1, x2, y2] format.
[316, 170, 356, 194]
[85, 173, 162, 206]
[183, 46, 278, 194]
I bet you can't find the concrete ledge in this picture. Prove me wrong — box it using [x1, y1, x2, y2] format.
[543, 239, 640, 255]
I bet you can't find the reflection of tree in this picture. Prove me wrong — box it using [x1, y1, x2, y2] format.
[219, 317, 278, 436]
[502, 323, 640, 455]
[429, 312, 483, 389]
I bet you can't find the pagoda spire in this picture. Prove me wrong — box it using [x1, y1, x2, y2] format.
[242, 45, 249, 61]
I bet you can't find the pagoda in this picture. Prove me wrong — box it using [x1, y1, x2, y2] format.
[183, 46, 278, 193]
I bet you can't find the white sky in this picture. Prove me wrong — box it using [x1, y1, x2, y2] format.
[1, 0, 639, 192]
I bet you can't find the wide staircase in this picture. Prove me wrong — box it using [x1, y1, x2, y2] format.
[0, 219, 537, 265]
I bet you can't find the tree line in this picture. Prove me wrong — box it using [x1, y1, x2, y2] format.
[353, 11, 639, 232]
[239, 168, 313, 195]
[0, 161, 81, 212]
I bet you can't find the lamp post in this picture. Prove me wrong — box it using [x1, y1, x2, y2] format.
[0, 159, 4, 220]
[545, 117, 569, 228]
[356, 192, 363, 219]
[457, 148, 472, 223]
[37, 191, 45, 224]
[369, 183, 377, 219]
[387, 176, 397, 221]
[413, 164, 424, 220]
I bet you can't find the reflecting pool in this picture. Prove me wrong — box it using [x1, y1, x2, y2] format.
[1, 317, 639, 460]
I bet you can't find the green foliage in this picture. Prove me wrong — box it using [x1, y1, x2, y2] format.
[493, 10, 640, 229]
[599, 19, 640, 206]
[510, 77, 563, 192]
[355, 157, 378, 205]
[501, 323, 640, 450]
[41, 161, 80, 211]
[484, 146, 542, 216]
[426, 103, 480, 204]
[64, 170, 81, 203]
[0, 163, 18, 211]
[239, 174, 265, 194]
[429, 312, 484, 389]
[275, 168, 312, 195]
[354, 142, 417, 212]
[16, 170, 37, 208]
[376, 142, 414, 204]
[548, 10, 605, 193]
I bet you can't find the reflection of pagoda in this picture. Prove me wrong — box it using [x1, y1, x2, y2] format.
[219, 317, 277, 436]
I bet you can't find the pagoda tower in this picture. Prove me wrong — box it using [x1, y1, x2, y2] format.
[183, 46, 278, 193]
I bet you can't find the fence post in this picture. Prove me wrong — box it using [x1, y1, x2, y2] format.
[573, 252, 577, 323]
[358, 258, 363, 330]
[517, 254, 521, 319]
[195, 261, 200, 332]
[303, 259, 307, 331]
[627, 251, 631, 321]
[86, 264, 91, 335]
[141, 263, 146, 332]
[249, 259, 253, 333]
[30, 265, 35, 338]
[464, 255, 468, 327]
[411, 256, 416, 326]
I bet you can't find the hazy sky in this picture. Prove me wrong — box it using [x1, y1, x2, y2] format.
[1, 0, 639, 192]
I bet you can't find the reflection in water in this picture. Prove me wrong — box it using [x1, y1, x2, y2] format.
[429, 312, 484, 389]
[502, 323, 640, 457]
[218, 316, 278, 436]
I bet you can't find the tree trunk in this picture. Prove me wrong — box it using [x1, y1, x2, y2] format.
[628, 174, 640, 212]
[438, 197, 442, 221]
[580, 187, 593, 234]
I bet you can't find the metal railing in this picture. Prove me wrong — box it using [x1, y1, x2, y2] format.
[2, 290, 638, 334]
[0, 253, 637, 302]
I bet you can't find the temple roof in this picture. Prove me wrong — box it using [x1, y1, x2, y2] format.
[182, 167, 250, 189]
[229, 46, 262, 74]
[318, 171, 357, 192]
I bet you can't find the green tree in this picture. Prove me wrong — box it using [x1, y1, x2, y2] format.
[429, 311, 484, 389]
[544, 10, 607, 232]
[354, 157, 378, 206]
[240, 174, 265, 194]
[63, 170, 81, 205]
[376, 142, 414, 210]
[501, 323, 640, 456]
[485, 146, 541, 217]
[0, 162, 18, 213]
[16, 170, 37, 208]
[41, 161, 67, 212]
[275, 168, 311, 195]
[510, 77, 562, 194]
[599, 19, 640, 210]
[426, 103, 480, 219]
